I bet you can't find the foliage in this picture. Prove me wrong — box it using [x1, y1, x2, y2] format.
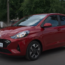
[22, 0, 65, 16]
[0, 0, 7, 21]
[9, 0, 23, 19]
[0, 0, 65, 22]
[0, 0, 23, 21]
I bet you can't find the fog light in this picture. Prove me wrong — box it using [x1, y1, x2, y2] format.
[17, 45, 20, 51]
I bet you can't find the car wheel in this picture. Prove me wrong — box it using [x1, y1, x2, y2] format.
[26, 41, 41, 60]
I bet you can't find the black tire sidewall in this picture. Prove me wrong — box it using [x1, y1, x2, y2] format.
[26, 41, 41, 60]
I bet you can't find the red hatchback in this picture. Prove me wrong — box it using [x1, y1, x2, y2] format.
[0, 13, 65, 60]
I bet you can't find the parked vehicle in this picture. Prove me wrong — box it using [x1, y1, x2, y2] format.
[0, 13, 65, 60]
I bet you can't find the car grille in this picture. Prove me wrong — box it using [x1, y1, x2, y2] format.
[0, 39, 11, 48]
[0, 48, 11, 53]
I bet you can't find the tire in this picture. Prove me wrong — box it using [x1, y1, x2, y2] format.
[26, 41, 41, 61]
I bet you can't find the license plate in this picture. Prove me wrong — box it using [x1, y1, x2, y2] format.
[0, 42, 3, 47]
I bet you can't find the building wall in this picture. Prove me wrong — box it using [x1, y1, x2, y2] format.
[0, 21, 11, 28]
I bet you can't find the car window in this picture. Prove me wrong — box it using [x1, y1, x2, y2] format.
[44, 15, 59, 27]
[60, 15, 65, 25]
[13, 15, 47, 26]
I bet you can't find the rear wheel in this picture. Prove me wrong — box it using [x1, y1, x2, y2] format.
[26, 41, 41, 60]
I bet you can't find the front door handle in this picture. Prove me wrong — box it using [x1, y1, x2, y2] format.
[58, 28, 60, 31]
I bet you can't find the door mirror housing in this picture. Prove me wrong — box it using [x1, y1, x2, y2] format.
[43, 23, 52, 28]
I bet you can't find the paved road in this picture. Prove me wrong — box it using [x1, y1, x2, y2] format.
[0, 47, 65, 65]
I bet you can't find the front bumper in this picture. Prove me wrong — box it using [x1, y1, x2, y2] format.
[0, 48, 22, 56]
[0, 35, 34, 56]
[0, 38, 28, 56]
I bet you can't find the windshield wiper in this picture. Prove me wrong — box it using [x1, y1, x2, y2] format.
[16, 25, 26, 26]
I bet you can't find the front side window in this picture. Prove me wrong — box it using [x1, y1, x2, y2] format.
[44, 15, 59, 27]
[60, 15, 65, 25]
[13, 15, 47, 26]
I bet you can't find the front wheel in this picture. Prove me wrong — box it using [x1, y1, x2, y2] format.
[26, 41, 41, 60]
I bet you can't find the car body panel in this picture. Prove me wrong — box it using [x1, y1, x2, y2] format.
[0, 13, 65, 56]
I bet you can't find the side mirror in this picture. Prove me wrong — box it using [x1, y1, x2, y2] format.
[43, 23, 52, 27]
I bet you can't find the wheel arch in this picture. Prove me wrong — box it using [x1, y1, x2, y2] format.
[31, 39, 43, 52]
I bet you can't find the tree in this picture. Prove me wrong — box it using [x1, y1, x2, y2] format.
[10, 0, 24, 19]
[21, 0, 65, 16]
[0, 0, 65, 22]
[0, 0, 7, 21]
[0, 0, 23, 22]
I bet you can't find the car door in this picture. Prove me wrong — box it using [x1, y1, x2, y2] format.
[41, 15, 62, 50]
[57, 15, 65, 45]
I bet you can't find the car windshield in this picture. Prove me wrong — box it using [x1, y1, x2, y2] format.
[13, 14, 47, 26]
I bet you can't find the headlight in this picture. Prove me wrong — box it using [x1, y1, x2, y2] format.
[11, 31, 29, 39]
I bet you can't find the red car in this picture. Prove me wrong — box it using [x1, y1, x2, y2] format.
[0, 13, 65, 60]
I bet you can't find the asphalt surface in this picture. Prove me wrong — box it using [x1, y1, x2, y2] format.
[0, 47, 65, 65]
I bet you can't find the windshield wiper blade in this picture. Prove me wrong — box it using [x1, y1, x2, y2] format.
[16, 25, 26, 26]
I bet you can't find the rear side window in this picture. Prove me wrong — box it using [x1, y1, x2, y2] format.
[44, 15, 59, 27]
[60, 16, 65, 25]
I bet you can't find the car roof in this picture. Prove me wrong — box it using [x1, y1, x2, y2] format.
[32, 13, 65, 16]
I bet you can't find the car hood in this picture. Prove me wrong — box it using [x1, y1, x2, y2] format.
[0, 26, 33, 38]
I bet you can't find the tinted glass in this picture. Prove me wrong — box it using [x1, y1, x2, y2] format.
[60, 16, 65, 25]
[44, 15, 59, 27]
[13, 15, 47, 26]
